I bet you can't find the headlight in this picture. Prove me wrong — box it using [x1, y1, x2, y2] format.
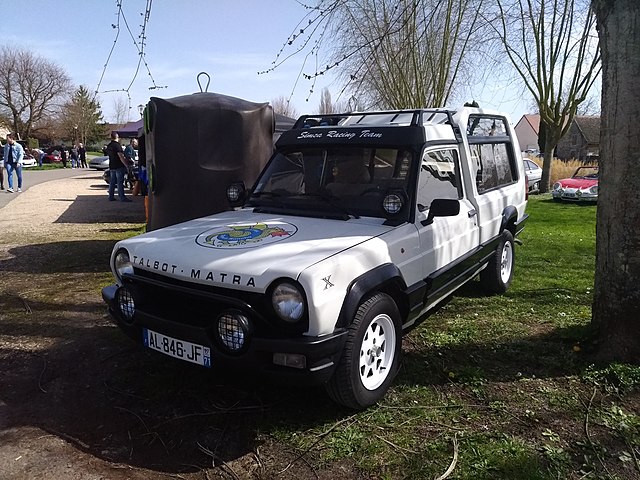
[272, 282, 305, 322]
[590, 185, 598, 194]
[115, 287, 135, 323]
[552, 182, 562, 191]
[114, 248, 133, 283]
[383, 193, 404, 214]
[226, 182, 246, 205]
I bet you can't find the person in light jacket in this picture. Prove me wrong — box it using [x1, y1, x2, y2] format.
[0, 139, 4, 190]
[2, 134, 25, 193]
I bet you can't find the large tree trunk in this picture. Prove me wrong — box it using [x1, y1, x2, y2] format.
[591, 0, 640, 362]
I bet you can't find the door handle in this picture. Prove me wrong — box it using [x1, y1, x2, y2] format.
[468, 209, 477, 218]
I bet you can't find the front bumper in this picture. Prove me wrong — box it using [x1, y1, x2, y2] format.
[552, 189, 598, 202]
[102, 284, 347, 385]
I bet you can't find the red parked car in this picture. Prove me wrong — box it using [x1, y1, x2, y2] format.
[42, 148, 62, 164]
[552, 166, 599, 203]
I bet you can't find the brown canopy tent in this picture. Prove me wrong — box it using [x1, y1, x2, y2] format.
[143, 92, 282, 231]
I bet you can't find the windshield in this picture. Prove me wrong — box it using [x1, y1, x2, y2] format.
[248, 147, 414, 219]
[572, 166, 599, 179]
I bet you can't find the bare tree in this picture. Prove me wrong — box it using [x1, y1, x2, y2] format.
[493, 0, 601, 192]
[591, 0, 640, 361]
[263, 0, 487, 110]
[111, 96, 130, 126]
[271, 95, 298, 118]
[333, 0, 486, 109]
[318, 87, 334, 114]
[576, 94, 600, 115]
[0, 45, 72, 139]
[316, 87, 349, 114]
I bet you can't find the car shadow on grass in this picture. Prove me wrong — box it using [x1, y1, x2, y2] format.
[0, 308, 351, 477]
[1, 240, 128, 274]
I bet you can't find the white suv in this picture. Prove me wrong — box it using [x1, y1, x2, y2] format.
[103, 107, 529, 409]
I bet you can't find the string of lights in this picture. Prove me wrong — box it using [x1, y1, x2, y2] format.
[94, 0, 166, 115]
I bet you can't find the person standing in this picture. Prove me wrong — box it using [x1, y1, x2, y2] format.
[70, 145, 79, 168]
[124, 138, 138, 189]
[106, 132, 131, 202]
[2, 134, 25, 193]
[60, 147, 68, 168]
[0, 139, 4, 190]
[78, 143, 87, 168]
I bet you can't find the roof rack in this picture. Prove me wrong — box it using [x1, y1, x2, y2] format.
[292, 108, 459, 129]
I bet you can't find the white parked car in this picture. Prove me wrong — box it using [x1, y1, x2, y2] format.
[89, 155, 110, 170]
[523, 159, 542, 192]
[21, 155, 37, 168]
[102, 107, 529, 409]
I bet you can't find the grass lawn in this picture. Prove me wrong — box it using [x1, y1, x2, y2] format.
[93, 193, 639, 478]
[261, 194, 640, 479]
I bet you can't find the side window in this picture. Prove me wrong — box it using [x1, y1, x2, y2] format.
[417, 148, 461, 210]
[472, 143, 517, 194]
[467, 114, 518, 194]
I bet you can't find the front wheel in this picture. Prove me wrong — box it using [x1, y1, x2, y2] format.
[326, 293, 402, 410]
[480, 230, 515, 294]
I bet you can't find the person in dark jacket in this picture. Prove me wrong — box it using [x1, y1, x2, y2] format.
[106, 132, 131, 202]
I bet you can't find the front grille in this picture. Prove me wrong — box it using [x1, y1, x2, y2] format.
[125, 269, 308, 337]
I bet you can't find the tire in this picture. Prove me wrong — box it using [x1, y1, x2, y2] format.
[480, 230, 515, 294]
[326, 292, 402, 410]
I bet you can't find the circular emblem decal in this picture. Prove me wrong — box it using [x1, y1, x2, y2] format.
[196, 222, 298, 249]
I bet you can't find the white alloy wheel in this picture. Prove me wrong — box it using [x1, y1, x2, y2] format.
[480, 230, 515, 294]
[326, 292, 402, 410]
[359, 313, 396, 390]
[500, 241, 514, 285]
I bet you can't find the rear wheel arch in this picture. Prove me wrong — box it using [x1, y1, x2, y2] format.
[500, 205, 519, 237]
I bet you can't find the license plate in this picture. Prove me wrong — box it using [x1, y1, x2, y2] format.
[143, 328, 211, 367]
[564, 192, 576, 197]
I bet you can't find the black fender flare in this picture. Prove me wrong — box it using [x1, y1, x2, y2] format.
[500, 205, 518, 234]
[336, 263, 407, 328]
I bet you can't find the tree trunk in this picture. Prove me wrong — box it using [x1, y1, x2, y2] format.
[592, 0, 640, 362]
[539, 135, 557, 194]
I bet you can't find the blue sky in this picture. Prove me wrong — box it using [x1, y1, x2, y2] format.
[2, 0, 529, 123]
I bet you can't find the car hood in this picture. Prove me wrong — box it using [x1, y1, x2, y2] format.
[558, 178, 598, 189]
[116, 209, 393, 291]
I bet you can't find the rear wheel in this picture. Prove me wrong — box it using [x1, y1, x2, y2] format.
[481, 230, 515, 294]
[326, 293, 402, 410]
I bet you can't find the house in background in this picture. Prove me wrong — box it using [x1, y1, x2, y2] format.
[555, 116, 600, 161]
[514, 114, 540, 152]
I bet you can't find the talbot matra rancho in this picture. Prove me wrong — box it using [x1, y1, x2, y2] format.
[102, 107, 529, 410]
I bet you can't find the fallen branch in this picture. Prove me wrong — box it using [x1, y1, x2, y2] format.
[38, 355, 47, 393]
[278, 413, 359, 475]
[374, 434, 416, 459]
[434, 434, 458, 480]
[20, 296, 32, 314]
[197, 442, 240, 480]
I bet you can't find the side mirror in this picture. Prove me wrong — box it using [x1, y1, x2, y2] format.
[422, 198, 460, 226]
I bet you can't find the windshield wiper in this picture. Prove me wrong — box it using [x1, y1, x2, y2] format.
[300, 191, 360, 219]
[251, 189, 289, 198]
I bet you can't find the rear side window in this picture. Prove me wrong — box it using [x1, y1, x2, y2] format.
[471, 143, 517, 193]
[467, 115, 518, 194]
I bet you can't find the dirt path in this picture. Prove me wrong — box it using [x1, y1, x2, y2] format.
[0, 173, 155, 479]
[0, 173, 359, 480]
